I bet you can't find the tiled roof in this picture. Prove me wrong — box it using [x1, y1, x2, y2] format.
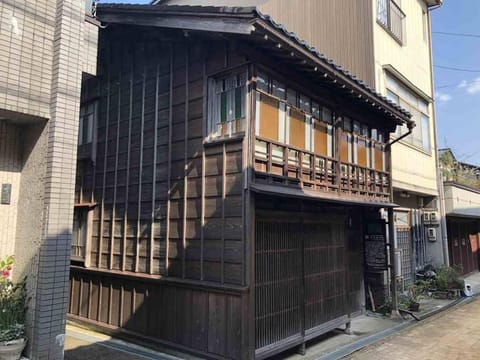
[97, 3, 412, 121]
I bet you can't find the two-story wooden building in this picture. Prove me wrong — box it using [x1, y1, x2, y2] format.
[68, 4, 413, 359]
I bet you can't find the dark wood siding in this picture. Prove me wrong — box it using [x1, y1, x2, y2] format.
[75, 29, 247, 284]
[447, 217, 480, 276]
[69, 268, 245, 359]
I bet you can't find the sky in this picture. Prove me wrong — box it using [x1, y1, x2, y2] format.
[431, 0, 480, 164]
[98, 0, 478, 163]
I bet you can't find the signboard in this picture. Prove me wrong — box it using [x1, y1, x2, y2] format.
[1, 184, 11, 205]
[364, 221, 388, 271]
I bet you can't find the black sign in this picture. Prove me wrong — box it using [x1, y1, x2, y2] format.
[364, 221, 388, 271]
[1, 184, 11, 205]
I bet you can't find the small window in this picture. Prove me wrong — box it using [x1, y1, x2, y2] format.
[79, 102, 96, 145]
[272, 79, 286, 99]
[299, 95, 310, 113]
[387, 90, 399, 105]
[207, 72, 247, 139]
[71, 207, 89, 261]
[257, 72, 269, 93]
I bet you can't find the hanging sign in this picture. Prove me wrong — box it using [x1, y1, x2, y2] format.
[364, 220, 388, 271]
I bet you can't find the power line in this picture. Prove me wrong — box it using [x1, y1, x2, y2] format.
[433, 31, 480, 38]
[435, 78, 480, 89]
[434, 65, 480, 73]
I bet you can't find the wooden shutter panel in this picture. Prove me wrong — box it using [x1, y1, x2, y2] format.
[314, 119, 328, 156]
[289, 108, 305, 149]
[259, 94, 279, 141]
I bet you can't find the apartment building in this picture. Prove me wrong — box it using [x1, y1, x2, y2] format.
[0, 0, 98, 357]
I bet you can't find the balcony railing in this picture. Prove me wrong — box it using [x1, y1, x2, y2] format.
[377, 0, 405, 44]
[254, 137, 391, 201]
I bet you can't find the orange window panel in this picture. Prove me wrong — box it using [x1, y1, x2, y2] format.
[375, 144, 384, 171]
[358, 138, 367, 167]
[259, 95, 279, 141]
[314, 120, 328, 156]
[340, 134, 349, 163]
[289, 108, 305, 149]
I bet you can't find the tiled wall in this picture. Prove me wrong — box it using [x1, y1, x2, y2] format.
[0, 122, 21, 256]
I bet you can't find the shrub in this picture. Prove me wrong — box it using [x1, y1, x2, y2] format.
[0, 256, 27, 343]
[434, 265, 464, 291]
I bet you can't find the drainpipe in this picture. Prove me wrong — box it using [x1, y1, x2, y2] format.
[427, 4, 449, 266]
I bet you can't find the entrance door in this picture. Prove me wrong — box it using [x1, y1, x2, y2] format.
[255, 213, 352, 356]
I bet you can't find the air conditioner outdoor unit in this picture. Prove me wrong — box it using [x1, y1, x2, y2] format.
[427, 227, 437, 241]
[422, 212, 430, 224]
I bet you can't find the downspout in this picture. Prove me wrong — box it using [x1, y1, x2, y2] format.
[427, 4, 449, 265]
[386, 122, 414, 149]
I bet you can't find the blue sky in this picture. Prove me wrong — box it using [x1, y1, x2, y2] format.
[432, 0, 480, 164]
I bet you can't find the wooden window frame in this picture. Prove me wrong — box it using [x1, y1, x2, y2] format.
[71, 204, 94, 267]
[206, 69, 248, 141]
[78, 100, 97, 146]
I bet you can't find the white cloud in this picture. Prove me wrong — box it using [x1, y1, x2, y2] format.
[436, 92, 452, 102]
[457, 78, 480, 94]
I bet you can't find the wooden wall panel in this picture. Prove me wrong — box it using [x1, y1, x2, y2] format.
[75, 31, 246, 286]
[69, 269, 246, 359]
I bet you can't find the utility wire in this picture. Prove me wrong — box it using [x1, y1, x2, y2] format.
[434, 65, 480, 73]
[435, 78, 480, 89]
[433, 31, 480, 38]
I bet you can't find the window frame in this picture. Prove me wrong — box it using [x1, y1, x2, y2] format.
[377, 0, 406, 45]
[78, 100, 97, 146]
[206, 68, 248, 141]
[71, 205, 94, 266]
[386, 75, 431, 154]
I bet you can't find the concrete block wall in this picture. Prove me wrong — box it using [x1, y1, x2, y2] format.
[1, 0, 91, 358]
[0, 122, 21, 256]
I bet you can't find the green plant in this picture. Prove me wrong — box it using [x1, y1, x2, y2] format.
[434, 265, 464, 292]
[0, 256, 27, 343]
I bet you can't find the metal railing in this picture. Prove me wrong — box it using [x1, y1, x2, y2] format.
[377, 0, 405, 44]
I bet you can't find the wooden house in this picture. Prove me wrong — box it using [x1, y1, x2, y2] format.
[68, 4, 413, 359]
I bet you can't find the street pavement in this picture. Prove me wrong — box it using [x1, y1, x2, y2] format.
[345, 297, 480, 360]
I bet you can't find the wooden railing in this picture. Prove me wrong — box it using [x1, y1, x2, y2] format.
[254, 137, 390, 201]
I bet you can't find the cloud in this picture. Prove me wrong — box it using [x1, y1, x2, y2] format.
[458, 78, 480, 94]
[436, 92, 452, 102]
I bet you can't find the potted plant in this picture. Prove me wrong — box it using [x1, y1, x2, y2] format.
[432, 265, 464, 299]
[0, 256, 27, 360]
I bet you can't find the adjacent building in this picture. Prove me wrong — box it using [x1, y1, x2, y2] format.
[439, 148, 480, 275]
[67, 3, 413, 359]
[0, 0, 98, 357]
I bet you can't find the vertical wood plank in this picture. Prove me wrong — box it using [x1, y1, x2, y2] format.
[135, 54, 146, 273]
[166, 44, 173, 276]
[208, 293, 227, 356]
[122, 61, 134, 272]
[150, 62, 160, 275]
[110, 70, 122, 270]
[98, 66, 111, 269]
[182, 45, 189, 279]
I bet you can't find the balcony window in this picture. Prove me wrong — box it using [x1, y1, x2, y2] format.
[377, 0, 405, 44]
[207, 71, 247, 140]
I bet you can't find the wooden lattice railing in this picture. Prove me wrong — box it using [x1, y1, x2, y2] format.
[254, 137, 390, 201]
